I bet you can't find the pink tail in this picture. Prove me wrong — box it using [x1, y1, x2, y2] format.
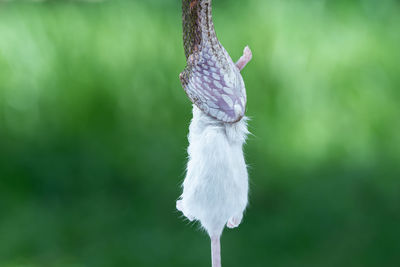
[211, 235, 221, 267]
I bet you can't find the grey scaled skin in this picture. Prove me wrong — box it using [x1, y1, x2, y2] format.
[180, 0, 252, 123]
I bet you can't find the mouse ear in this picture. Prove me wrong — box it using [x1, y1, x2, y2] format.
[180, 53, 246, 123]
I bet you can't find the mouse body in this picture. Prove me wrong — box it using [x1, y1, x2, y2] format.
[177, 105, 249, 237]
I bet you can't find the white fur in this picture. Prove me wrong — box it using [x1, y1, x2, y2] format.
[177, 105, 249, 237]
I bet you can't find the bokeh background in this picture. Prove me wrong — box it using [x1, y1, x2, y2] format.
[1, 0, 399, 266]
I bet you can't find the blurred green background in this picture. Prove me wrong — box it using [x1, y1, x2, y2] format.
[1, 0, 400, 266]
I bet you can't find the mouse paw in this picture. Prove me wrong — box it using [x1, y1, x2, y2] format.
[176, 200, 194, 221]
[227, 214, 243, 229]
[235, 46, 252, 71]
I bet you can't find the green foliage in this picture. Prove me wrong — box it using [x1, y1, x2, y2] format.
[0, 0, 399, 266]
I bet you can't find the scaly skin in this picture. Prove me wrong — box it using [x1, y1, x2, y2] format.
[180, 0, 252, 123]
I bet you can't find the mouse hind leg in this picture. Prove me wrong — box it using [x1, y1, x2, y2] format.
[226, 213, 243, 229]
[235, 46, 252, 71]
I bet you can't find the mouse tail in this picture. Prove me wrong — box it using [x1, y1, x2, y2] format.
[211, 235, 221, 267]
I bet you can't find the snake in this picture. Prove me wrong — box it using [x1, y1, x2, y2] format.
[180, 0, 249, 123]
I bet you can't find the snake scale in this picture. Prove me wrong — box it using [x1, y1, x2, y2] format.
[180, 0, 250, 123]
